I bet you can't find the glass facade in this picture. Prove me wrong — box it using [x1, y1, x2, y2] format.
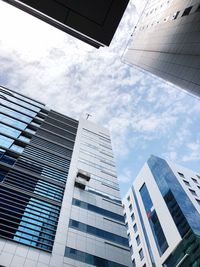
[163, 230, 200, 267]
[69, 219, 129, 247]
[140, 184, 168, 255]
[65, 247, 129, 267]
[72, 198, 124, 222]
[132, 188, 156, 267]
[147, 156, 200, 266]
[0, 86, 78, 252]
[147, 156, 200, 237]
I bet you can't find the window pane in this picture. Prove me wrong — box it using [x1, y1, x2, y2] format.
[0, 124, 21, 138]
[140, 184, 168, 255]
[1, 98, 37, 117]
[0, 114, 27, 130]
[18, 135, 31, 143]
[0, 134, 14, 148]
[0, 105, 32, 123]
[10, 144, 24, 153]
[0, 86, 44, 107]
[139, 248, 144, 260]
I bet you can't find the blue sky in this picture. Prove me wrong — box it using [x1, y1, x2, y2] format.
[0, 1, 199, 197]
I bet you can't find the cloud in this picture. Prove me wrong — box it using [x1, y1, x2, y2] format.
[0, 0, 199, 196]
[182, 141, 200, 162]
[118, 169, 133, 183]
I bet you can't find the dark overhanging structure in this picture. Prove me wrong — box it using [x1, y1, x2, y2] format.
[3, 0, 129, 48]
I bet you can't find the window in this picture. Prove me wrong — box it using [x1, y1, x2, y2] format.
[196, 4, 200, 12]
[136, 235, 141, 246]
[72, 198, 124, 222]
[130, 245, 133, 255]
[0, 151, 16, 165]
[173, 11, 180, 19]
[133, 223, 138, 233]
[25, 128, 36, 134]
[16, 157, 68, 183]
[128, 233, 131, 242]
[18, 135, 31, 143]
[127, 195, 130, 201]
[189, 189, 197, 196]
[132, 259, 136, 267]
[0, 186, 60, 252]
[124, 213, 127, 221]
[69, 219, 129, 247]
[182, 6, 193, 16]
[164, 191, 190, 238]
[65, 247, 128, 267]
[10, 144, 24, 153]
[139, 248, 144, 260]
[0, 169, 7, 182]
[131, 213, 135, 222]
[140, 184, 168, 255]
[129, 204, 133, 212]
[0, 113, 28, 130]
[125, 223, 129, 230]
[183, 180, 190, 186]
[178, 172, 184, 177]
[0, 105, 32, 123]
[0, 124, 21, 138]
[0, 134, 14, 148]
[196, 199, 200, 205]
[192, 178, 198, 184]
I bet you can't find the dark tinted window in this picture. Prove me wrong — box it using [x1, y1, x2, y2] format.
[69, 219, 129, 247]
[140, 184, 168, 255]
[65, 247, 128, 267]
[182, 6, 193, 16]
[72, 198, 124, 222]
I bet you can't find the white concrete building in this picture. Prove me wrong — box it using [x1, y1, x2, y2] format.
[123, 155, 200, 267]
[0, 86, 132, 267]
[125, 0, 200, 97]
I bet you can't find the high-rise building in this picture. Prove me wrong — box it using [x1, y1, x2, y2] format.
[0, 86, 132, 267]
[123, 155, 200, 267]
[124, 0, 200, 97]
[3, 0, 129, 48]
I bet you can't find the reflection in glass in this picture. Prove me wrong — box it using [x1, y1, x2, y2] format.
[0, 124, 21, 138]
[0, 105, 32, 123]
[1, 98, 37, 117]
[140, 184, 168, 255]
[0, 186, 60, 251]
[1, 114, 27, 130]
[0, 134, 14, 148]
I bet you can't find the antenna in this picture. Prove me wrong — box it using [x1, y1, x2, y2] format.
[86, 113, 92, 120]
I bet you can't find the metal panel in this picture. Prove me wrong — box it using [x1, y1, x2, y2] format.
[4, 0, 129, 48]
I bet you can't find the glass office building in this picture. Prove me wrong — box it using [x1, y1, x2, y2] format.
[124, 0, 200, 97]
[0, 86, 132, 267]
[123, 155, 200, 267]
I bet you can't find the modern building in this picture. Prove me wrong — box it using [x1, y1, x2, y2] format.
[3, 0, 129, 48]
[123, 155, 200, 267]
[124, 0, 200, 97]
[0, 85, 132, 267]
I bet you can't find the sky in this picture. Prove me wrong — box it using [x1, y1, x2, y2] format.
[0, 0, 200, 197]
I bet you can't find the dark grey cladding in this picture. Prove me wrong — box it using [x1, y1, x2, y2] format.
[4, 0, 129, 48]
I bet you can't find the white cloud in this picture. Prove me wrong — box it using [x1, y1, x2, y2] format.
[0, 0, 199, 193]
[118, 169, 133, 183]
[182, 141, 200, 162]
